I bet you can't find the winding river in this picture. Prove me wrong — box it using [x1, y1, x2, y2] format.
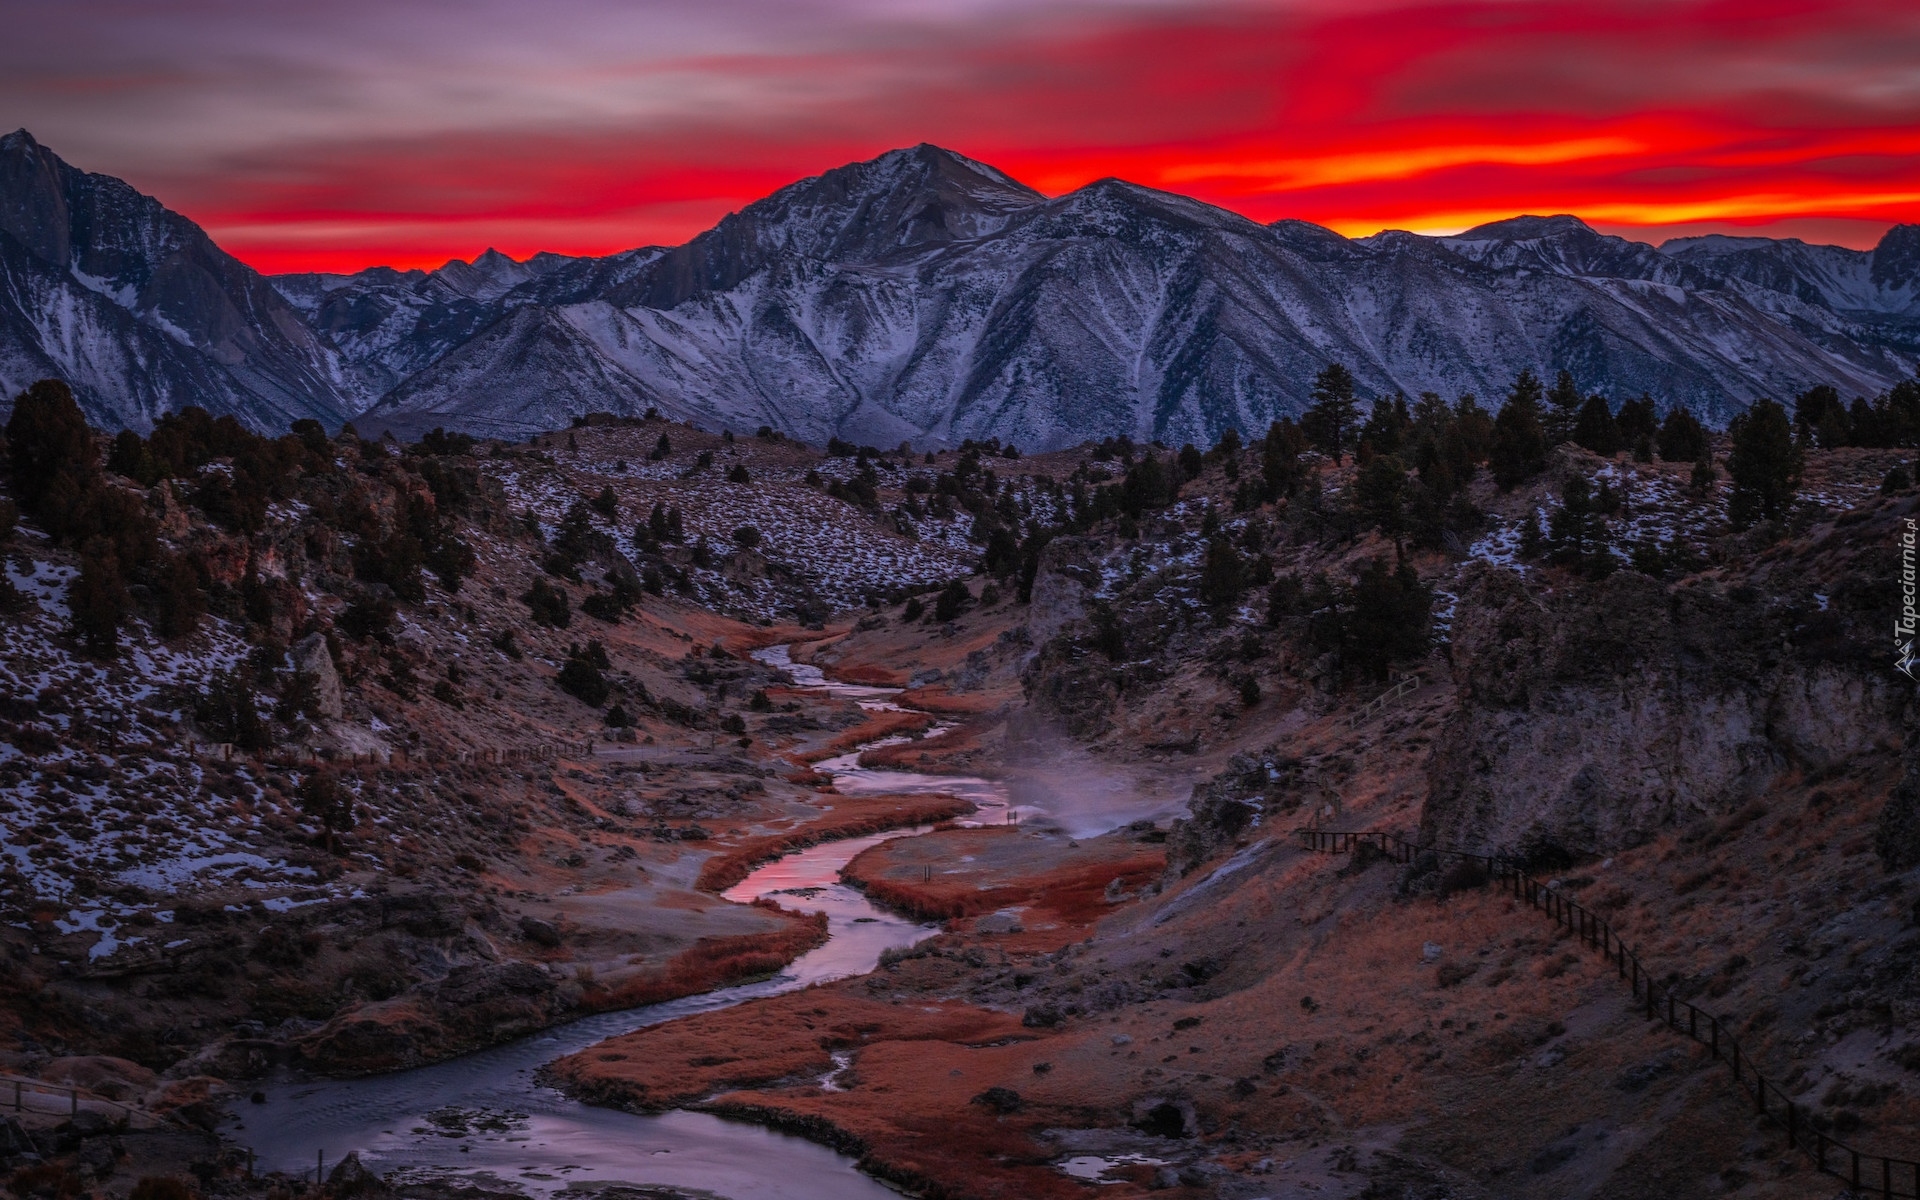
[229, 645, 1013, 1199]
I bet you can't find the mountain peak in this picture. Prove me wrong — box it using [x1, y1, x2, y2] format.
[1452, 214, 1596, 241]
[1870, 222, 1920, 289]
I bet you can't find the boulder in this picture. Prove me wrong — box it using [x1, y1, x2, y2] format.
[41, 1055, 157, 1101]
[326, 1151, 390, 1198]
[290, 632, 344, 719]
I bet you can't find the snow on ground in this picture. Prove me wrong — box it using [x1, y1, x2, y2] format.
[0, 553, 368, 962]
[488, 456, 980, 618]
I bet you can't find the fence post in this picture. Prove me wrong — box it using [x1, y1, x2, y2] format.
[70, 1087, 77, 1115]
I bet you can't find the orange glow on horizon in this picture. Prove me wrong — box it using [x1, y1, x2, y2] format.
[62, 0, 1912, 275]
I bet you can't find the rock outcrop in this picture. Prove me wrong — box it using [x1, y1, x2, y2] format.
[1425, 557, 1906, 858]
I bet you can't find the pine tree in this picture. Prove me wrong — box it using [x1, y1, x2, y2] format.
[1726, 398, 1801, 530]
[70, 536, 129, 658]
[1572, 395, 1623, 456]
[1178, 443, 1204, 480]
[7, 380, 99, 543]
[1791, 385, 1848, 447]
[1260, 419, 1309, 500]
[1545, 476, 1615, 578]
[1489, 370, 1548, 490]
[1354, 454, 1408, 546]
[1657, 405, 1709, 463]
[1358, 395, 1412, 458]
[1544, 369, 1582, 445]
[1615, 396, 1658, 461]
[1301, 364, 1361, 464]
[1198, 533, 1246, 611]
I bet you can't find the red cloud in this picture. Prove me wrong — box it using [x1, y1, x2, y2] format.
[90, 0, 1920, 273]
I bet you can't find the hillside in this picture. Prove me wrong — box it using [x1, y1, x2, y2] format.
[0, 375, 1916, 1199]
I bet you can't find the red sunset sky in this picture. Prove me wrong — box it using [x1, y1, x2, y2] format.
[8, 0, 1919, 274]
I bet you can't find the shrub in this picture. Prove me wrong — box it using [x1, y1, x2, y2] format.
[933, 579, 970, 621]
[558, 642, 611, 706]
[338, 592, 396, 642]
[297, 772, 356, 848]
[727, 463, 751, 484]
[525, 577, 572, 627]
[590, 485, 619, 518]
[731, 525, 761, 549]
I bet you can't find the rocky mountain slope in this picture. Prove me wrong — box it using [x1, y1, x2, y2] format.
[3, 132, 1918, 447]
[0, 131, 350, 434]
[345, 149, 1920, 448]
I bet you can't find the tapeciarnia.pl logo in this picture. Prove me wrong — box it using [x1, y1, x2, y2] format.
[1900, 516, 1918, 681]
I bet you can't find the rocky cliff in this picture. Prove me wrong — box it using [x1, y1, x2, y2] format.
[1424, 498, 1918, 859]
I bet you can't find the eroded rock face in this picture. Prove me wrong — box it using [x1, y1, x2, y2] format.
[1025, 535, 1104, 653]
[1425, 564, 1903, 857]
[1167, 753, 1299, 877]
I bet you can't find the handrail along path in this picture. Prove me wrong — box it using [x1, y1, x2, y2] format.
[1300, 828, 1919, 1199]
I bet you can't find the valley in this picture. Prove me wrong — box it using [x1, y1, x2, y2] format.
[0, 378, 1916, 1199]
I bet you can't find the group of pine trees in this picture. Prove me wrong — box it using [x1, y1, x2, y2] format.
[2, 381, 481, 667]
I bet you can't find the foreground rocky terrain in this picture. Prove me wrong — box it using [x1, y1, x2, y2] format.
[1, 380, 1917, 1199]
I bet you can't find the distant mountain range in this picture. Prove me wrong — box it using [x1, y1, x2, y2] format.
[3, 129, 1917, 448]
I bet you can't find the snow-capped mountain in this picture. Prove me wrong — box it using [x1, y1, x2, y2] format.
[350, 145, 1920, 448]
[2, 132, 1916, 446]
[0, 130, 351, 432]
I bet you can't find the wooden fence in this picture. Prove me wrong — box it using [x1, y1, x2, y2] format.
[1299, 828, 1920, 1199]
[1343, 673, 1423, 731]
[188, 740, 594, 769]
[0, 1072, 138, 1124]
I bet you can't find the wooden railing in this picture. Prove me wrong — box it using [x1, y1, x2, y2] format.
[188, 740, 593, 768]
[1343, 672, 1423, 730]
[0, 1072, 138, 1124]
[1299, 828, 1920, 1198]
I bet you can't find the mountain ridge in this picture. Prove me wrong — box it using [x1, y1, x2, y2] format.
[1, 131, 1916, 446]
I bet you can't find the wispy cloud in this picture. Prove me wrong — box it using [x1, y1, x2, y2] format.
[10, 0, 1916, 271]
